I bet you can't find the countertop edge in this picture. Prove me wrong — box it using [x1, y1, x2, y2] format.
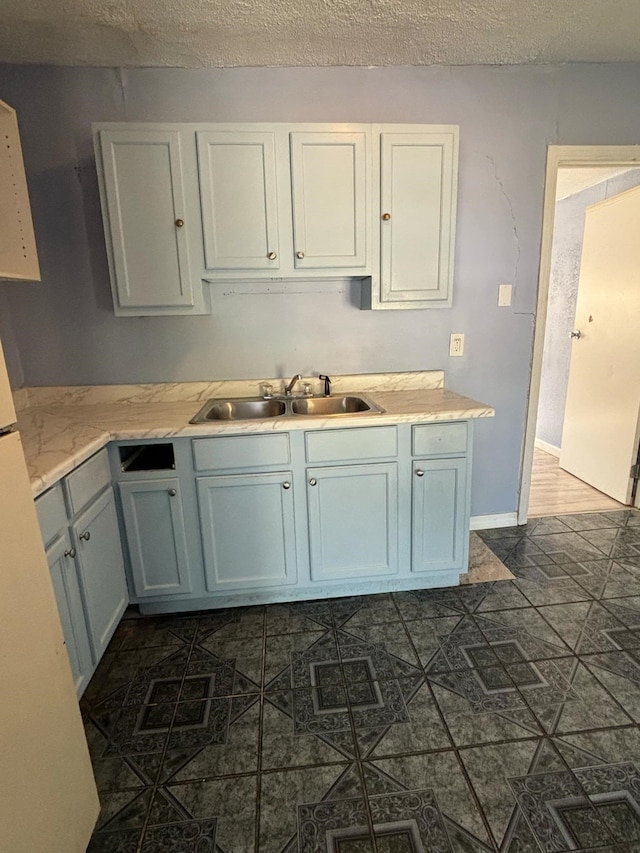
[23, 388, 495, 498]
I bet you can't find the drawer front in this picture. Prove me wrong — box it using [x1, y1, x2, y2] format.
[64, 448, 111, 516]
[193, 434, 291, 471]
[35, 483, 67, 546]
[412, 422, 467, 456]
[305, 426, 397, 463]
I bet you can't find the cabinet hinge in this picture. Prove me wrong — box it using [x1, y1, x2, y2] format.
[631, 463, 640, 480]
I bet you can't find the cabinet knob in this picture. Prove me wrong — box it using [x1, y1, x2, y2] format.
[415, 469, 425, 477]
[168, 488, 177, 496]
[79, 530, 91, 541]
[267, 251, 277, 260]
[175, 218, 184, 228]
[382, 213, 391, 221]
[309, 478, 317, 486]
[282, 482, 291, 490]
[296, 251, 305, 259]
[64, 547, 76, 559]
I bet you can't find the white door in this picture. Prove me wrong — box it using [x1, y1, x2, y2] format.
[560, 185, 640, 504]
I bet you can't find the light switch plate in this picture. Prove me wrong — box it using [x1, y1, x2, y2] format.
[498, 284, 512, 307]
[449, 333, 465, 357]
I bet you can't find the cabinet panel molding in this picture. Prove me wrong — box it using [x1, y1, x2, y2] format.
[290, 131, 368, 270]
[46, 531, 94, 697]
[119, 478, 192, 597]
[197, 131, 280, 271]
[366, 124, 459, 310]
[412, 457, 468, 573]
[306, 462, 399, 581]
[96, 128, 208, 316]
[73, 487, 128, 661]
[197, 471, 297, 591]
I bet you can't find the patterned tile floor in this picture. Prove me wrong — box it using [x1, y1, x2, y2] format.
[84, 508, 640, 852]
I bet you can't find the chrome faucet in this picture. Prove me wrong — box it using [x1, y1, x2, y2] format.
[284, 374, 302, 396]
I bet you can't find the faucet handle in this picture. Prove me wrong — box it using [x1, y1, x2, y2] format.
[303, 382, 313, 396]
[319, 374, 332, 397]
[261, 383, 274, 399]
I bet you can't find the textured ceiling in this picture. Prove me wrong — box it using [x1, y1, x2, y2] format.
[2, 0, 640, 67]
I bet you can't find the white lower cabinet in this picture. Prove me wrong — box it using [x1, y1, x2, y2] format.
[45, 530, 93, 697]
[119, 478, 192, 598]
[306, 463, 398, 581]
[35, 449, 129, 696]
[109, 420, 473, 611]
[197, 471, 298, 591]
[72, 488, 128, 662]
[411, 458, 468, 573]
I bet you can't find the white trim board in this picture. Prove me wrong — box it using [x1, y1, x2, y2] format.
[518, 145, 640, 525]
[470, 512, 518, 531]
[534, 438, 561, 458]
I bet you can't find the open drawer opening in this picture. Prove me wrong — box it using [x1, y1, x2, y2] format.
[119, 443, 176, 472]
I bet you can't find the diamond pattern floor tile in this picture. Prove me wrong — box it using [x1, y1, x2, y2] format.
[83, 510, 640, 853]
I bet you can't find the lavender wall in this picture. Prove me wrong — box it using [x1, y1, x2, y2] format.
[2, 63, 640, 515]
[536, 168, 640, 450]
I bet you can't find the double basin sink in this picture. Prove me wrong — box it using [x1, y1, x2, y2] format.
[190, 393, 385, 423]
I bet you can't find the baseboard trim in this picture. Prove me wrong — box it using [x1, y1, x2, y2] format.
[470, 512, 519, 531]
[535, 438, 561, 458]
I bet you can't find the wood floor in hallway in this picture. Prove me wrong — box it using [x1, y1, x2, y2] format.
[529, 447, 626, 517]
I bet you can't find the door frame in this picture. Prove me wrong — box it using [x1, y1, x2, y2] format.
[518, 145, 640, 523]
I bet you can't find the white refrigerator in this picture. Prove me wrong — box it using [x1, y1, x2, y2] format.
[0, 338, 99, 852]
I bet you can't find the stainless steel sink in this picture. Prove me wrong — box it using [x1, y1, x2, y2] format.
[190, 397, 287, 422]
[291, 395, 380, 416]
[190, 393, 384, 423]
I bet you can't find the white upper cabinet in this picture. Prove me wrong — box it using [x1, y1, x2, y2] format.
[290, 131, 368, 270]
[95, 129, 209, 316]
[198, 124, 371, 279]
[94, 122, 458, 314]
[0, 100, 40, 281]
[197, 131, 281, 271]
[367, 125, 459, 310]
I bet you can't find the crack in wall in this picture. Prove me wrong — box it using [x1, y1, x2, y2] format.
[486, 153, 521, 285]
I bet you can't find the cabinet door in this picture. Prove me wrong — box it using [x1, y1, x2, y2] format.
[98, 129, 194, 311]
[290, 131, 368, 270]
[197, 472, 297, 591]
[46, 531, 94, 697]
[119, 478, 192, 598]
[412, 458, 467, 573]
[197, 131, 280, 271]
[380, 130, 458, 306]
[73, 487, 128, 662]
[0, 100, 40, 281]
[307, 463, 398, 581]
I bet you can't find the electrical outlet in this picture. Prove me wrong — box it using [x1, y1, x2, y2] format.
[449, 333, 465, 357]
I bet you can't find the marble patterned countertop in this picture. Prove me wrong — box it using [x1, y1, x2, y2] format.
[14, 371, 494, 498]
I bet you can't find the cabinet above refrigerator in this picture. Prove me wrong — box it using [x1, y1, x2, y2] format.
[0, 99, 40, 281]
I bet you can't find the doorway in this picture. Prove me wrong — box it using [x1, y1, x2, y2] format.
[520, 146, 640, 522]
